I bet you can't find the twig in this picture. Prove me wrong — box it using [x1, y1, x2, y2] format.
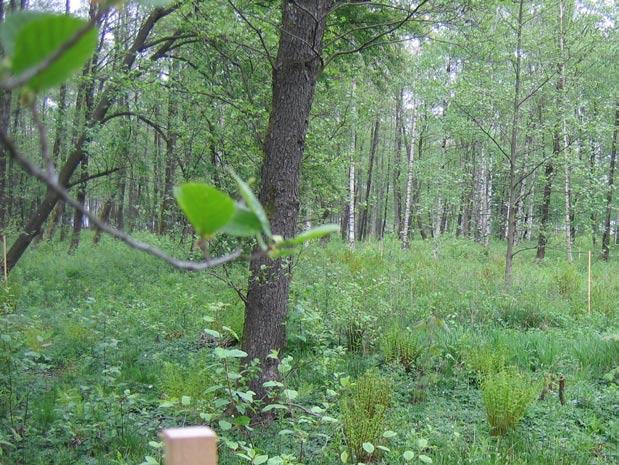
[30, 101, 54, 180]
[0, 127, 243, 272]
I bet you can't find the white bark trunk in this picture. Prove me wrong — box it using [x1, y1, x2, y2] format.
[401, 102, 418, 247]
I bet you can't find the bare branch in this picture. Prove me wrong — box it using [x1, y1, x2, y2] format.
[452, 101, 511, 164]
[30, 100, 54, 180]
[66, 166, 121, 189]
[323, 0, 430, 68]
[0, 128, 243, 272]
[227, 0, 275, 69]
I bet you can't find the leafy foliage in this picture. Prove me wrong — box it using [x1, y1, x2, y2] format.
[0, 12, 97, 91]
[481, 368, 541, 436]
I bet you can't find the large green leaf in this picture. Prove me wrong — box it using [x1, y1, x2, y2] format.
[10, 14, 98, 91]
[229, 170, 272, 238]
[278, 224, 340, 248]
[174, 182, 235, 238]
[221, 204, 263, 237]
[0, 11, 44, 55]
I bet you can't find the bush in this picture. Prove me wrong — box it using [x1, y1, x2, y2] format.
[481, 368, 540, 435]
[461, 341, 507, 381]
[0, 283, 18, 314]
[341, 369, 392, 462]
[380, 324, 423, 370]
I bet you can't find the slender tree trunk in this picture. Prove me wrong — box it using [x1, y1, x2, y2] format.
[401, 103, 417, 248]
[601, 103, 618, 260]
[557, 0, 574, 262]
[158, 61, 178, 235]
[347, 82, 356, 246]
[504, 0, 525, 287]
[242, 0, 330, 401]
[359, 119, 379, 240]
[93, 197, 113, 245]
[0, 0, 10, 234]
[393, 89, 404, 233]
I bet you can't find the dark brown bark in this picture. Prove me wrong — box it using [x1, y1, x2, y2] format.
[601, 103, 618, 260]
[504, 0, 524, 287]
[359, 119, 379, 240]
[242, 0, 330, 400]
[158, 61, 178, 234]
[0, 0, 10, 234]
[393, 89, 403, 233]
[3, 7, 173, 274]
[93, 197, 114, 245]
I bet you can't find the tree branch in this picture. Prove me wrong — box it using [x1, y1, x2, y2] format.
[0, 128, 243, 272]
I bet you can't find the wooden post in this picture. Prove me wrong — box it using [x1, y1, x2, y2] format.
[2, 235, 7, 284]
[162, 427, 217, 465]
[587, 250, 592, 313]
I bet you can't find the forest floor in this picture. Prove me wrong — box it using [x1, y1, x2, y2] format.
[1, 234, 618, 465]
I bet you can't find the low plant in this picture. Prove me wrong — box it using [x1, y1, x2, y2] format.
[0, 283, 17, 314]
[481, 368, 540, 435]
[341, 369, 392, 462]
[460, 336, 510, 381]
[381, 324, 423, 371]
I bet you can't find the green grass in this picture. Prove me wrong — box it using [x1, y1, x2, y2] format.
[0, 233, 617, 464]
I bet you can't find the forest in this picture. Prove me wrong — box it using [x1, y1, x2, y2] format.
[0, 0, 617, 464]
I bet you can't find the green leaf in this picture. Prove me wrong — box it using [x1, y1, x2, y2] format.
[180, 395, 191, 406]
[10, 14, 98, 91]
[362, 442, 374, 454]
[278, 224, 339, 248]
[416, 438, 428, 449]
[419, 455, 433, 464]
[218, 420, 232, 431]
[213, 347, 247, 359]
[0, 11, 44, 55]
[340, 451, 349, 463]
[382, 430, 397, 438]
[267, 457, 284, 465]
[221, 204, 263, 237]
[229, 170, 271, 238]
[403, 450, 415, 461]
[174, 183, 235, 238]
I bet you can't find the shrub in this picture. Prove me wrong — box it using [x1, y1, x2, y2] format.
[553, 266, 581, 297]
[381, 324, 423, 370]
[341, 369, 392, 462]
[0, 283, 18, 314]
[481, 368, 540, 435]
[461, 341, 507, 381]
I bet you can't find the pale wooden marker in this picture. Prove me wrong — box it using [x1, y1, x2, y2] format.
[587, 250, 592, 314]
[161, 427, 217, 465]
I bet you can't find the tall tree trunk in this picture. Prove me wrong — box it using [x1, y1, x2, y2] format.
[359, 119, 379, 240]
[557, 0, 574, 262]
[536, 154, 554, 259]
[401, 103, 418, 248]
[393, 89, 404, 233]
[347, 82, 356, 246]
[158, 61, 178, 235]
[93, 197, 113, 245]
[0, 0, 11, 234]
[242, 0, 329, 401]
[601, 103, 618, 260]
[504, 0, 524, 287]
